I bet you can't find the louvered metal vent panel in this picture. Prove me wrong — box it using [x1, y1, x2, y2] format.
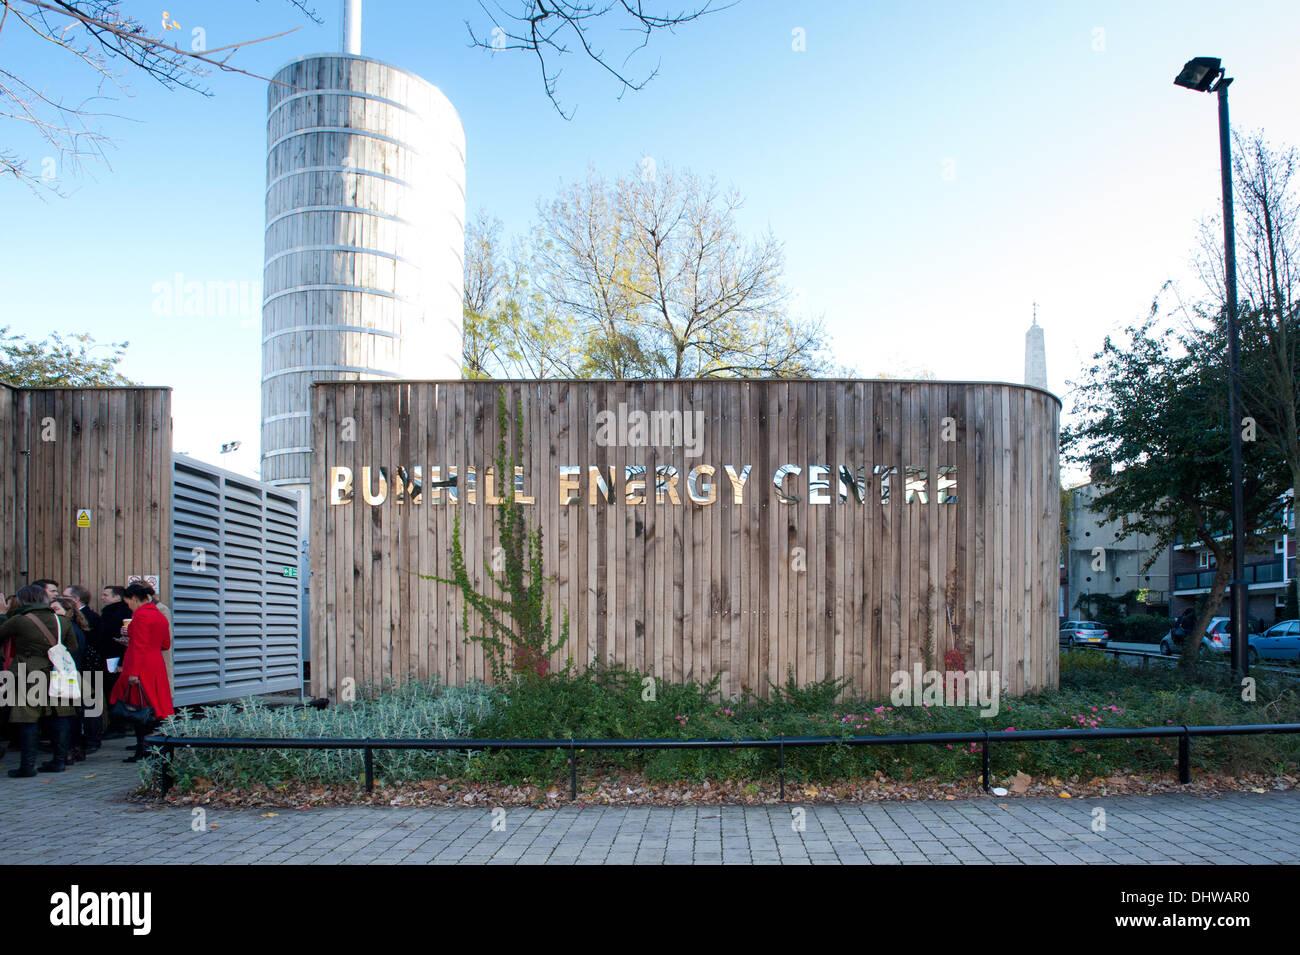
[171, 454, 302, 704]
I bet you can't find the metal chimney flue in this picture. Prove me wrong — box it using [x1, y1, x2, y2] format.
[341, 0, 361, 54]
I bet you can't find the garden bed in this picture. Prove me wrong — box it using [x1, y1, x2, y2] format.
[139, 652, 1300, 802]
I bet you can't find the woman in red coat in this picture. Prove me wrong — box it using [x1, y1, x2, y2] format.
[109, 583, 174, 761]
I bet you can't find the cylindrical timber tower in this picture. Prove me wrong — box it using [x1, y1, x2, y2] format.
[260, 42, 466, 509]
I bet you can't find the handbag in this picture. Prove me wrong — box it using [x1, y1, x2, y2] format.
[111, 682, 155, 727]
[30, 612, 81, 702]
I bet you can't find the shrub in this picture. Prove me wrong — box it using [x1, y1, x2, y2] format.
[146, 678, 497, 791]
[1122, 614, 1170, 644]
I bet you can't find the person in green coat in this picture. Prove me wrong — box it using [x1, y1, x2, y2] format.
[1, 584, 80, 777]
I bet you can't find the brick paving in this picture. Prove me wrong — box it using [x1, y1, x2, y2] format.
[4, 743, 1298, 864]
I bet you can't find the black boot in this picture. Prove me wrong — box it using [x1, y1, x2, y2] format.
[7, 723, 38, 778]
[39, 716, 70, 773]
[124, 724, 148, 762]
[84, 712, 103, 753]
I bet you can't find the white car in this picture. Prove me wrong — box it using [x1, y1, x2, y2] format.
[1059, 620, 1109, 649]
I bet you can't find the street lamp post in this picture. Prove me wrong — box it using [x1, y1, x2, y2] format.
[1174, 57, 1249, 676]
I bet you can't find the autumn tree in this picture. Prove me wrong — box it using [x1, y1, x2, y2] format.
[465, 162, 831, 379]
[463, 211, 581, 378]
[0, 326, 130, 386]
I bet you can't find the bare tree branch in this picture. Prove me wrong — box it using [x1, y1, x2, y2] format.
[1, 0, 318, 193]
[465, 0, 729, 118]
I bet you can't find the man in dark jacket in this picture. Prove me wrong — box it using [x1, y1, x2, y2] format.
[63, 585, 100, 637]
[64, 585, 103, 752]
[96, 586, 130, 738]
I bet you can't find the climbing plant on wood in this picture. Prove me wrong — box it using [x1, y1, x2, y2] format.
[425, 386, 568, 682]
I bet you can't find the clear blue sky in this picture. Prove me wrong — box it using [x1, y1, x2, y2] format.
[3, 0, 1298, 478]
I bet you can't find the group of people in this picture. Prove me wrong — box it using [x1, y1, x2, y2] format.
[0, 578, 175, 777]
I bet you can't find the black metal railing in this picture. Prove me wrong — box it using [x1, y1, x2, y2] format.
[1074, 643, 1300, 678]
[143, 721, 1300, 801]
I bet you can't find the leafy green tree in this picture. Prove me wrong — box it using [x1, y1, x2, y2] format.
[1063, 312, 1288, 669]
[0, 326, 130, 386]
[425, 387, 568, 682]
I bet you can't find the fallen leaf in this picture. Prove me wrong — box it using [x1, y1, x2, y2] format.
[1058, 792, 1072, 799]
[1009, 772, 1032, 795]
[260, 812, 278, 817]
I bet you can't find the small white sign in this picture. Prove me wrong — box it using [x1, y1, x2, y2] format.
[144, 575, 159, 591]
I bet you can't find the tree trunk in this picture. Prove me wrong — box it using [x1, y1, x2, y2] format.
[1180, 550, 1232, 671]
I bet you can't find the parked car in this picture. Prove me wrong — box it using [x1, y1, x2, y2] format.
[1160, 616, 1231, 656]
[1248, 619, 1300, 664]
[1059, 620, 1109, 649]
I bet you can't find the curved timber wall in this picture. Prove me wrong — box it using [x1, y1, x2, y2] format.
[310, 379, 1061, 700]
[261, 54, 466, 493]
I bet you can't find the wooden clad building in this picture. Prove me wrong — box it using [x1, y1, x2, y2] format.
[310, 379, 1061, 700]
[0, 384, 173, 606]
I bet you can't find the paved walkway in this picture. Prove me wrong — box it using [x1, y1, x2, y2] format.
[4, 744, 1298, 864]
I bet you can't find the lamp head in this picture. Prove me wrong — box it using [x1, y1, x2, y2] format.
[1174, 56, 1223, 93]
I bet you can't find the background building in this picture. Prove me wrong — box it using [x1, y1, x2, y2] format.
[1169, 495, 1295, 630]
[1062, 477, 1170, 622]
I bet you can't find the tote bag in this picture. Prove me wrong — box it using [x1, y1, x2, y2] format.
[31, 613, 81, 702]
